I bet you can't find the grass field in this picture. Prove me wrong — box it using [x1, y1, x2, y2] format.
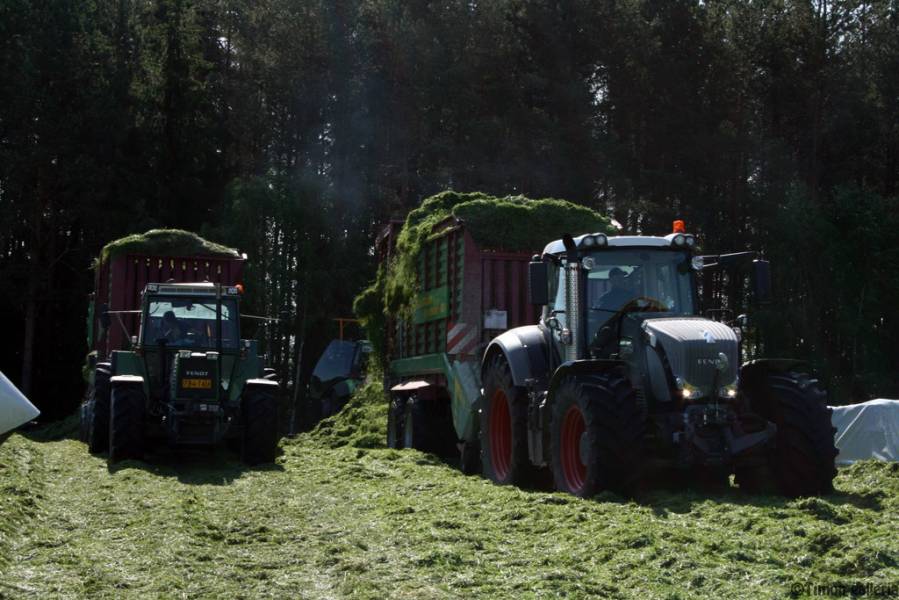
[1, 389, 897, 599]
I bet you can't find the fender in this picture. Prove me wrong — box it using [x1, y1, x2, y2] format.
[244, 378, 279, 390]
[110, 374, 147, 398]
[546, 359, 628, 398]
[110, 375, 145, 386]
[740, 358, 813, 384]
[482, 325, 551, 387]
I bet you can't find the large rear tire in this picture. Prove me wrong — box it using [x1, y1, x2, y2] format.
[87, 364, 112, 454]
[242, 386, 279, 465]
[736, 371, 837, 497]
[109, 384, 146, 464]
[480, 354, 533, 486]
[550, 370, 643, 497]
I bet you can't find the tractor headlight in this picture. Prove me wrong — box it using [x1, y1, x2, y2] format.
[684, 235, 696, 247]
[581, 235, 596, 248]
[718, 383, 738, 399]
[691, 256, 704, 271]
[677, 377, 703, 400]
[672, 234, 686, 247]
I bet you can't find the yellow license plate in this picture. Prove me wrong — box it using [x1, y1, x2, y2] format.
[182, 378, 212, 390]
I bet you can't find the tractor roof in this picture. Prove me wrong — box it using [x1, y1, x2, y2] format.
[542, 233, 690, 255]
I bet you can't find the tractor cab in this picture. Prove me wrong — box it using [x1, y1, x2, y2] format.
[532, 226, 769, 407]
[83, 282, 278, 464]
[139, 283, 241, 350]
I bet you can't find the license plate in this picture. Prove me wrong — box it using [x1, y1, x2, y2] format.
[182, 378, 212, 390]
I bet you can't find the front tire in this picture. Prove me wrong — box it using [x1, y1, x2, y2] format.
[109, 384, 146, 464]
[737, 371, 837, 497]
[87, 364, 112, 454]
[480, 354, 532, 486]
[550, 370, 643, 497]
[242, 386, 279, 465]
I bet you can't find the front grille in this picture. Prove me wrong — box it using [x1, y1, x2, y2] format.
[644, 318, 739, 393]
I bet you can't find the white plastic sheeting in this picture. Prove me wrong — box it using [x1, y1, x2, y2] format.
[831, 399, 899, 465]
[0, 370, 40, 436]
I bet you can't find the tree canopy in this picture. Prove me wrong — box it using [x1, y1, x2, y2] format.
[1, 0, 897, 417]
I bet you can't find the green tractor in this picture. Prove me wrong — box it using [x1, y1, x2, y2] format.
[480, 225, 838, 497]
[82, 282, 279, 465]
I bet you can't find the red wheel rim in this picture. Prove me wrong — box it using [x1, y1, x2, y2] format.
[561, 404, 587, 493]
[489, 389, 512, 481]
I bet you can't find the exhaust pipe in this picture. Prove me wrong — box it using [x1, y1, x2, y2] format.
[562, 234, 583, 362]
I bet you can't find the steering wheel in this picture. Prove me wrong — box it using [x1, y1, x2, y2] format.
[619, 296, 669, 314]
[589, 296, 668, 354]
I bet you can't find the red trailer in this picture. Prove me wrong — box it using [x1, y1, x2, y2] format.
[383, 216, 540, 468]
[88, 230, 245, 360]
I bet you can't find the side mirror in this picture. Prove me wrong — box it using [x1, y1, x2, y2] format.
[528, 258, 549, 306]
[752, 260, 771, 304]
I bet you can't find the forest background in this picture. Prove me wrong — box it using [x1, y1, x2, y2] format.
[1, 0, 897, 419]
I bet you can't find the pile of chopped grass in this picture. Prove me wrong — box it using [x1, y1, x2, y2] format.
[354, 191, 612, 357]
[311, 376, 388, 449]
[98, 229, 240, 265]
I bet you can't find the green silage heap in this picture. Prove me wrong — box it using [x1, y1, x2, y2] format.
[354, 191, 613, 358]
[98, 228, 240, 265]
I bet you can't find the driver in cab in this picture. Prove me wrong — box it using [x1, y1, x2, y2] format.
[161, 310, 187, 344]
[597, 267, 636, 311]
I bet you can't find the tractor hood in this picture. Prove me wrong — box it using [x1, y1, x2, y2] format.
[641, 318, 739, 399]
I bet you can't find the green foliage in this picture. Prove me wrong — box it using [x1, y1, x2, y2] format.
[759, 185, 899, 401]
[354, 191, 612, 357]
[99, 228, 240, 265]
[3, 0, 899, 416]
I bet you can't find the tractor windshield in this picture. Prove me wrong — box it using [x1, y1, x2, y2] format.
[580, 249, 695, 337]
[141, 296, 240, 349]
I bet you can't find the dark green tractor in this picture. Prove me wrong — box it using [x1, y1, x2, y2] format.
[480, 227, 838, 497]
[82, 282, 279, 465]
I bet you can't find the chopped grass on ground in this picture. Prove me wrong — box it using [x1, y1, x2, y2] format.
[1, 407, 897, 598]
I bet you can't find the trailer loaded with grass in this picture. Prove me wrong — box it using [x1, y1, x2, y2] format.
[357, 193, 838, 499]
[354, 191, 612, 471]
